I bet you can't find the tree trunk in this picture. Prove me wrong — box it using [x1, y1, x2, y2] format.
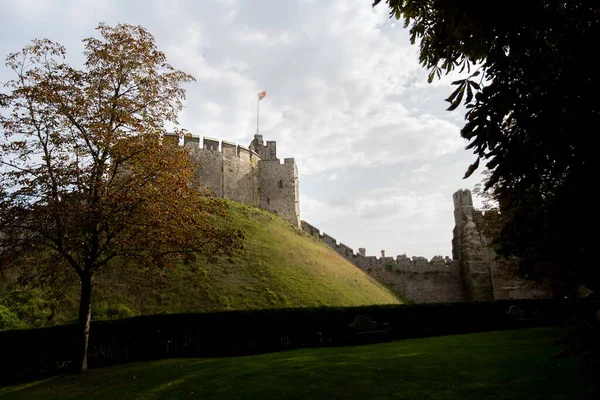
[76, 271, 94, 373]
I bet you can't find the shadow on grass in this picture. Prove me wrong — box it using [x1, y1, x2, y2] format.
[0, 328, 589, 400]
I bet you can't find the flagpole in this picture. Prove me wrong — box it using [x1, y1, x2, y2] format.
[256, 91, 266, 135]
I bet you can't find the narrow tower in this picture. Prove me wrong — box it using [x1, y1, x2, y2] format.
[249, 134, 300, 228]
[452, 189, 494, 301]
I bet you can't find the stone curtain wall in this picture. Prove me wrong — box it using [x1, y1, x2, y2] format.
[302, 189, 554, 303]
[301, 221, 465, 303]
[222, 140, 259, 206]
[186, 137, 260, 206]
[489, 258, 553, 300]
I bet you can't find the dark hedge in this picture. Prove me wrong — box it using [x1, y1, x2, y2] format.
[0, 299, 585, 384]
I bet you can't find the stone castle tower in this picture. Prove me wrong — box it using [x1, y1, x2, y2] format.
[452, 189, 495, 301]
[179, 133, 300, 228]
[249, 134, 300, 228]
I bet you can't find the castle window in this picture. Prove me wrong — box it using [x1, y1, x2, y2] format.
[279, 180, 283, 189]
[267, 196, 270, 204]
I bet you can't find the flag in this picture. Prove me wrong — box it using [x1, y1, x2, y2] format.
[258, 91, 267, 101]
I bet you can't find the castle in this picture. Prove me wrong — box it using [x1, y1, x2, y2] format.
[170, 133, 301, 228]
[176, 133, 553, 303]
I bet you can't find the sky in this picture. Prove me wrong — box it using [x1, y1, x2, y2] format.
[0, 0, 485, 259]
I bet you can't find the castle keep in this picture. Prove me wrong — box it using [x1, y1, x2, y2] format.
[179, 133, 552, 303]
[176, 133, 300, 228]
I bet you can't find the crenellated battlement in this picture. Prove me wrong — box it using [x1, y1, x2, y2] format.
[182, 135, 261, 162]
[300, 219, 465, 302]
[249, 134, 278, 161]
[353, 254, 457, 272]
[300, 220, 457, 272]
[453, 189, 473, 209]
[260, 157, 297, 166]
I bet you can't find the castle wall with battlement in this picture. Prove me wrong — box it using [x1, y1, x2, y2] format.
[301, 189, 554, 303]
[300, 221, 465, 302]
[185, 136, 260, 206]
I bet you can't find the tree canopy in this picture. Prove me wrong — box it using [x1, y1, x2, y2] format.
[0, 23, 243, 372]
[374, 0, 600, 296]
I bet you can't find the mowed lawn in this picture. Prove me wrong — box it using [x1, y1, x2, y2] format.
[0, 327, 588, 399]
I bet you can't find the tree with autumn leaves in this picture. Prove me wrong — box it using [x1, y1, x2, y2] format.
[0, 23, 243, 373]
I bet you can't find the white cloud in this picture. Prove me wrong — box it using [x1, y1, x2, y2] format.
[411, 164, 432, 173]
[0, 0, 484, 259]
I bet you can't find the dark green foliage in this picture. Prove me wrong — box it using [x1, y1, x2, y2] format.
[0, 299, 585, 384]
[0, 288, 57, 327]
[554, 300, 600, 395]
[374, 0, 600, 297]
[95, 303, 137, 320]
[0, 305, 23, 331]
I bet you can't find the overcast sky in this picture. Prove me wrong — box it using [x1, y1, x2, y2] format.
[0, 0, 485, 259]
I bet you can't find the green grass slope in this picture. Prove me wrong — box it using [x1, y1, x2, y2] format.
[0, 328, 587, 399]
[1, 201, 400, 327]
[126, 201, 402, 315]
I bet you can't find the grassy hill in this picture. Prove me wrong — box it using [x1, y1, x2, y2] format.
[0, 201, 401, 328]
